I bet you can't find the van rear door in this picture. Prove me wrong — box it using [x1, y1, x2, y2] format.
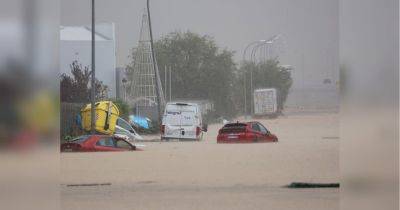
[180, 111, 197, 139]
[164, 110, 182, 139]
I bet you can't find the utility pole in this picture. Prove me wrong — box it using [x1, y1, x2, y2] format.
[243, 70, 247, 117]
[147, 0, 163, 124]
[90, 0, 96, 134]
[164, 65, 167, 101]
[169, 66, 172, 102]
[250, 66, 253, 116]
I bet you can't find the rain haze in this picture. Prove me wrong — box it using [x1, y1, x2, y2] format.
[0, 0, 397, 210]
[61, 0, 339, 91]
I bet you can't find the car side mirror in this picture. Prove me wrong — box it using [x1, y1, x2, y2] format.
[202, 124, 208, 132]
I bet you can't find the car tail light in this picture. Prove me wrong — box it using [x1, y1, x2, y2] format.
[196, 126, 201, 136]
[161, 125, 165, 135]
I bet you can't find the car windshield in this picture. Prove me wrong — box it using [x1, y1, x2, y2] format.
[117, 118, 133, 132]
[70, 135, 90, 143]
[258, 123, 269, 134]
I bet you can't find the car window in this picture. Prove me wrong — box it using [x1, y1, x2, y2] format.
[251, 123, 261, 132]
[96, 137, 115, 147]
[117, 118, 133, 132]
[257, 123, 269, 134]
[120, 129, 131, 136]
[71, 135, 90, 143]
[115, 139, 132, 150]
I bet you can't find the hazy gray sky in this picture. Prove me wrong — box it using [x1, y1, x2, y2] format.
[61, 0, 338, 89]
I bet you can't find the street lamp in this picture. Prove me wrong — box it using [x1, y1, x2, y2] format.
[250, 42, 268, 63]
[247, 40, 272, 117]
[246, 35, 282, 116]
[242, 40, 266, 62]
[251, 35, 282, 63]
[242, 39, 267, 119]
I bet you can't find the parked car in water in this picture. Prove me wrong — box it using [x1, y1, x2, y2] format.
[60, 135, 140, 152]
[161, 102, 207, 141]
[115, 117, 143, 142]
[217, 121, 278, 143]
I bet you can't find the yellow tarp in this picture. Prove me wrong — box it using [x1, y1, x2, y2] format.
[81, 101, 120, 135]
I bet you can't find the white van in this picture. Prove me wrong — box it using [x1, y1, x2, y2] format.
[161, 102, 207, 141]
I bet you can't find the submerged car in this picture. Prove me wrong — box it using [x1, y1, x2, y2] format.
[115, 117, 143, 142]
[217, 121, 278, 143]
[60, 135, 140, 152]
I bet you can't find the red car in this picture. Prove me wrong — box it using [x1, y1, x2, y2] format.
[61, 135, 139, 152]
[217, 121, 278, 143]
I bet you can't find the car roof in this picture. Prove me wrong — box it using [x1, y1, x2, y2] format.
[224, 122, 248, 126]
[166, 102, 198, 106]
[73, 134, 115, 138]
[248, 121, 261, 124]
[224, 121, 262, 126]
[227, 121, 260, 124]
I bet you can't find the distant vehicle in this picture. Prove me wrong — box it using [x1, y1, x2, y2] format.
[161, 102, 207, 141]
[115, 117, 143, 142]
[254, 88, 278, 117]
[60, 135, 140, 152]
[217, 121, 278, 143]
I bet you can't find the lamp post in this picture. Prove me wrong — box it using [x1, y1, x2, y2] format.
[164, 65, 167, 101]
[169, 66, 172, 102]
[248, 40, 271, 116]
[247, 35, 282, 115]
[122, 78, 127, 102]
[250, 41, 274, 63]
[242, 40, 266, 118]
[90, 0, 96, 134]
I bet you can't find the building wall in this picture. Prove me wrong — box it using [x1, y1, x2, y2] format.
[60, 40, 116, 97]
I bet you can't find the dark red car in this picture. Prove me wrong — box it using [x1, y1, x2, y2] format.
[61, 135, 139, 152]
[217, 121, 278, 143]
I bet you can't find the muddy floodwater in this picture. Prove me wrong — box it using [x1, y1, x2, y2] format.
[61, 112, 339, 210]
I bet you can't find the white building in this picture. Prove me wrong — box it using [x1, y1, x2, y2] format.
[60, 23, 116, 98]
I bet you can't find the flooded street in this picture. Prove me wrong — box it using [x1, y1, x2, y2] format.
[61, 112, 339, 210]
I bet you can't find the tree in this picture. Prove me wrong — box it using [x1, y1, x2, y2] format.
[237, 59, 292, 112]
[112, 99, 129, 120]
[147, 31, 237, 117]
[60, 61, 108, 103]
